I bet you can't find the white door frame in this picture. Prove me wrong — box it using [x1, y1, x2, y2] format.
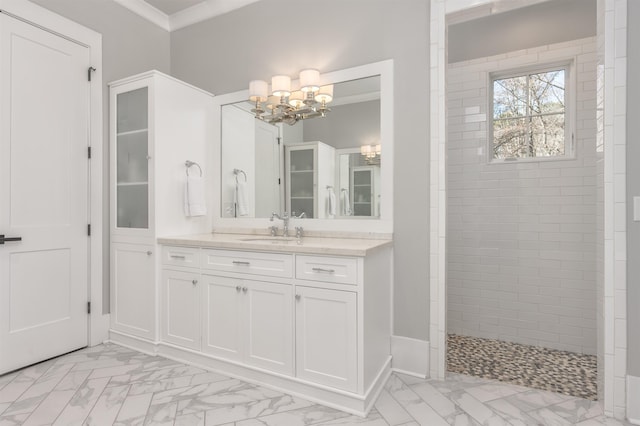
[429, 0, 627, 418]
[0, 0, 106, 346]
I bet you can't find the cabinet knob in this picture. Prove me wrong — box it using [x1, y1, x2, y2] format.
[146, 251, 152, 256]
[236, 285, 242, 292]
[295, 294, 301, 301]
[242, 287, 248, 293]
[192, 279, 198, 285]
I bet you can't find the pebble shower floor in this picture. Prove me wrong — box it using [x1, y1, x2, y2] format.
[447, 334, 597, 400]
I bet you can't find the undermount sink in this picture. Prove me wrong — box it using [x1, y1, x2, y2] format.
[240, 237, 298, 242]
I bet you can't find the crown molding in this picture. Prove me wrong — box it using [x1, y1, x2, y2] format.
[113, 0, 261, 32]
[113, 0, 170, 31]
[170, 0, 261, 31]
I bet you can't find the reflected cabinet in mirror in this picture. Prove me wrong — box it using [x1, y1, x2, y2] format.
[213, 61, 393, 233]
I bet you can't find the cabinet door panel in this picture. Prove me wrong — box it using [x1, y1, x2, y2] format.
[295, 286, 357, 392]
[111, 243, 155, 339]
[113, 86, 150, 232]
[245, 281, 293, 375]
[202, 275, 242, 361]
[162, 269, 200, 350]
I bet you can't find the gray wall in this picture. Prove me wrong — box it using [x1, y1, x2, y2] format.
[303, 100, 380, 150]
[171, 0, 431, 340]
[448, 0, 596, 63]
[627, 0, 640, 377]
[30, 0, 171, 313]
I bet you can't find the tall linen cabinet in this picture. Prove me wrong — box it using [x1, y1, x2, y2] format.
[109, 71, 214, 344]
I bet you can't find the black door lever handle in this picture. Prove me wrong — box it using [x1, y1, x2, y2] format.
[0, 235, 22, 244]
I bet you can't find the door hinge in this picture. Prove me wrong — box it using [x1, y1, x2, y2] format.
[87, 224, 91, 236]
[87, 67, 96, 82]
[277, 137, 281, 145]
[87, 301, 91, 314]
[88, 146, 92, 159]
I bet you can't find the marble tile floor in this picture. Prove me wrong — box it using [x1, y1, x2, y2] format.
[0, 344, 632, 426]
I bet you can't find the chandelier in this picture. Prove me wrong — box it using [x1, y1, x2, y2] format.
[248, 69, 333, 125]
[361, 144, 381, 165]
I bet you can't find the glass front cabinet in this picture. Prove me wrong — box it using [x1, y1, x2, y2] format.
[114, 86, 150, 231]
[285, 141, 335, 219]
[109, 71, 214, 341]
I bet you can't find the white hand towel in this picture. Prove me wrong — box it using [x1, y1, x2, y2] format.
[328, 188, 336, 217]
[236, 180, 249, 216]
[342, 189, 352, 216]
[184, 176, 207, 217]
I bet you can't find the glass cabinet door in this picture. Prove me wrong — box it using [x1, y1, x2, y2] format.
[351, 168, 372, 216]
[288, 148, 315, 218]
[116, 87, 149, 229]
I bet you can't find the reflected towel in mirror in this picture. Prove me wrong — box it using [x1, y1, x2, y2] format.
[235, 180, 249, 216]
[327, 188, 336, 217]
[184, 175, 207, 217]
[342, 189, 352, 216]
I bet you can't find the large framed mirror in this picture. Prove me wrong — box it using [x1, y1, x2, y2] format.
[212, 60, 393, 234]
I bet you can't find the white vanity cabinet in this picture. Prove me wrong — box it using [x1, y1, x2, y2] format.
[295, 285, 357, 391]
[142, 236, 391, 416]
[111, 242, 156, 340]
[201, 274, 294, 375]
[160, 245, 202, 350]
[200, 249, 294, 375]
[108, 71, 213, 342]
[161, 269, 201, 351]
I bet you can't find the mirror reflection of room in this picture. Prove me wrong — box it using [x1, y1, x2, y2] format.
[220, 75, 381, 220]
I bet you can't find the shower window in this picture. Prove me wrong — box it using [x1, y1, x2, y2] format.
[490, 63, 573, 161]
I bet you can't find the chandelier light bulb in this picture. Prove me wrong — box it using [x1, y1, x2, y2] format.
[271, 75, 291, 97]
[248, 80, 268, 102]
[288, 91, 304, 108]
[315, 84, 333, 104]
[266, 95, 280, 110]
[299, 69, 320, 93]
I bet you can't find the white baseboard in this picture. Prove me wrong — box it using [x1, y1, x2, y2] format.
[629, 375, 640, 424]
[390, 335, 429, 378]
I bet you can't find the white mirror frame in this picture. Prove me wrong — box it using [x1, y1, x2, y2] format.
[212, 59, 394, 234]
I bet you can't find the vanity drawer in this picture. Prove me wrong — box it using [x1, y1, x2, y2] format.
[295, 255, 358, 286]
[162, 246, 200, 268]
[201, 249, 293, 278]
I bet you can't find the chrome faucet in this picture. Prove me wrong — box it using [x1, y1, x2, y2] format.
[270, 212, 290, 237]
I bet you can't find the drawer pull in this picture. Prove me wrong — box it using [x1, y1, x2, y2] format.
[146, 251, 152, 256]
[312, 267, 335, 274]
[242, 287, 248, 293]
[235, 285, 242, 292]
[170, 255, 186, 259]
[192, 279, 198, 285]
[232, 261, 251, 266]
[295, 294, 301, 301]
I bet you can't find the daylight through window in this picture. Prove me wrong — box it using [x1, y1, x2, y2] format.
[491, 66, 569, 160]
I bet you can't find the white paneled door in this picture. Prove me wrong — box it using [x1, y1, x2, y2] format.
[0, 13, 90, 374]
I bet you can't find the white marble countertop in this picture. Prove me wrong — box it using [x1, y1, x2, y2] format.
[157, 232, 393, 257]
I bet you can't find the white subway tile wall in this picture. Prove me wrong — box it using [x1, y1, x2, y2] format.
[446, 37, 598, 355]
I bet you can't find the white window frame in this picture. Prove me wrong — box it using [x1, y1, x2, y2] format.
[488, 60, 576, 163]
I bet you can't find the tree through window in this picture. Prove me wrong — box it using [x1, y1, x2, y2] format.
[491, 66, 568, 160]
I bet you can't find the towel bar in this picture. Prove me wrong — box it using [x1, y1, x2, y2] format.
[185, 160, 202, 177]
[233, 168, 247, 182]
